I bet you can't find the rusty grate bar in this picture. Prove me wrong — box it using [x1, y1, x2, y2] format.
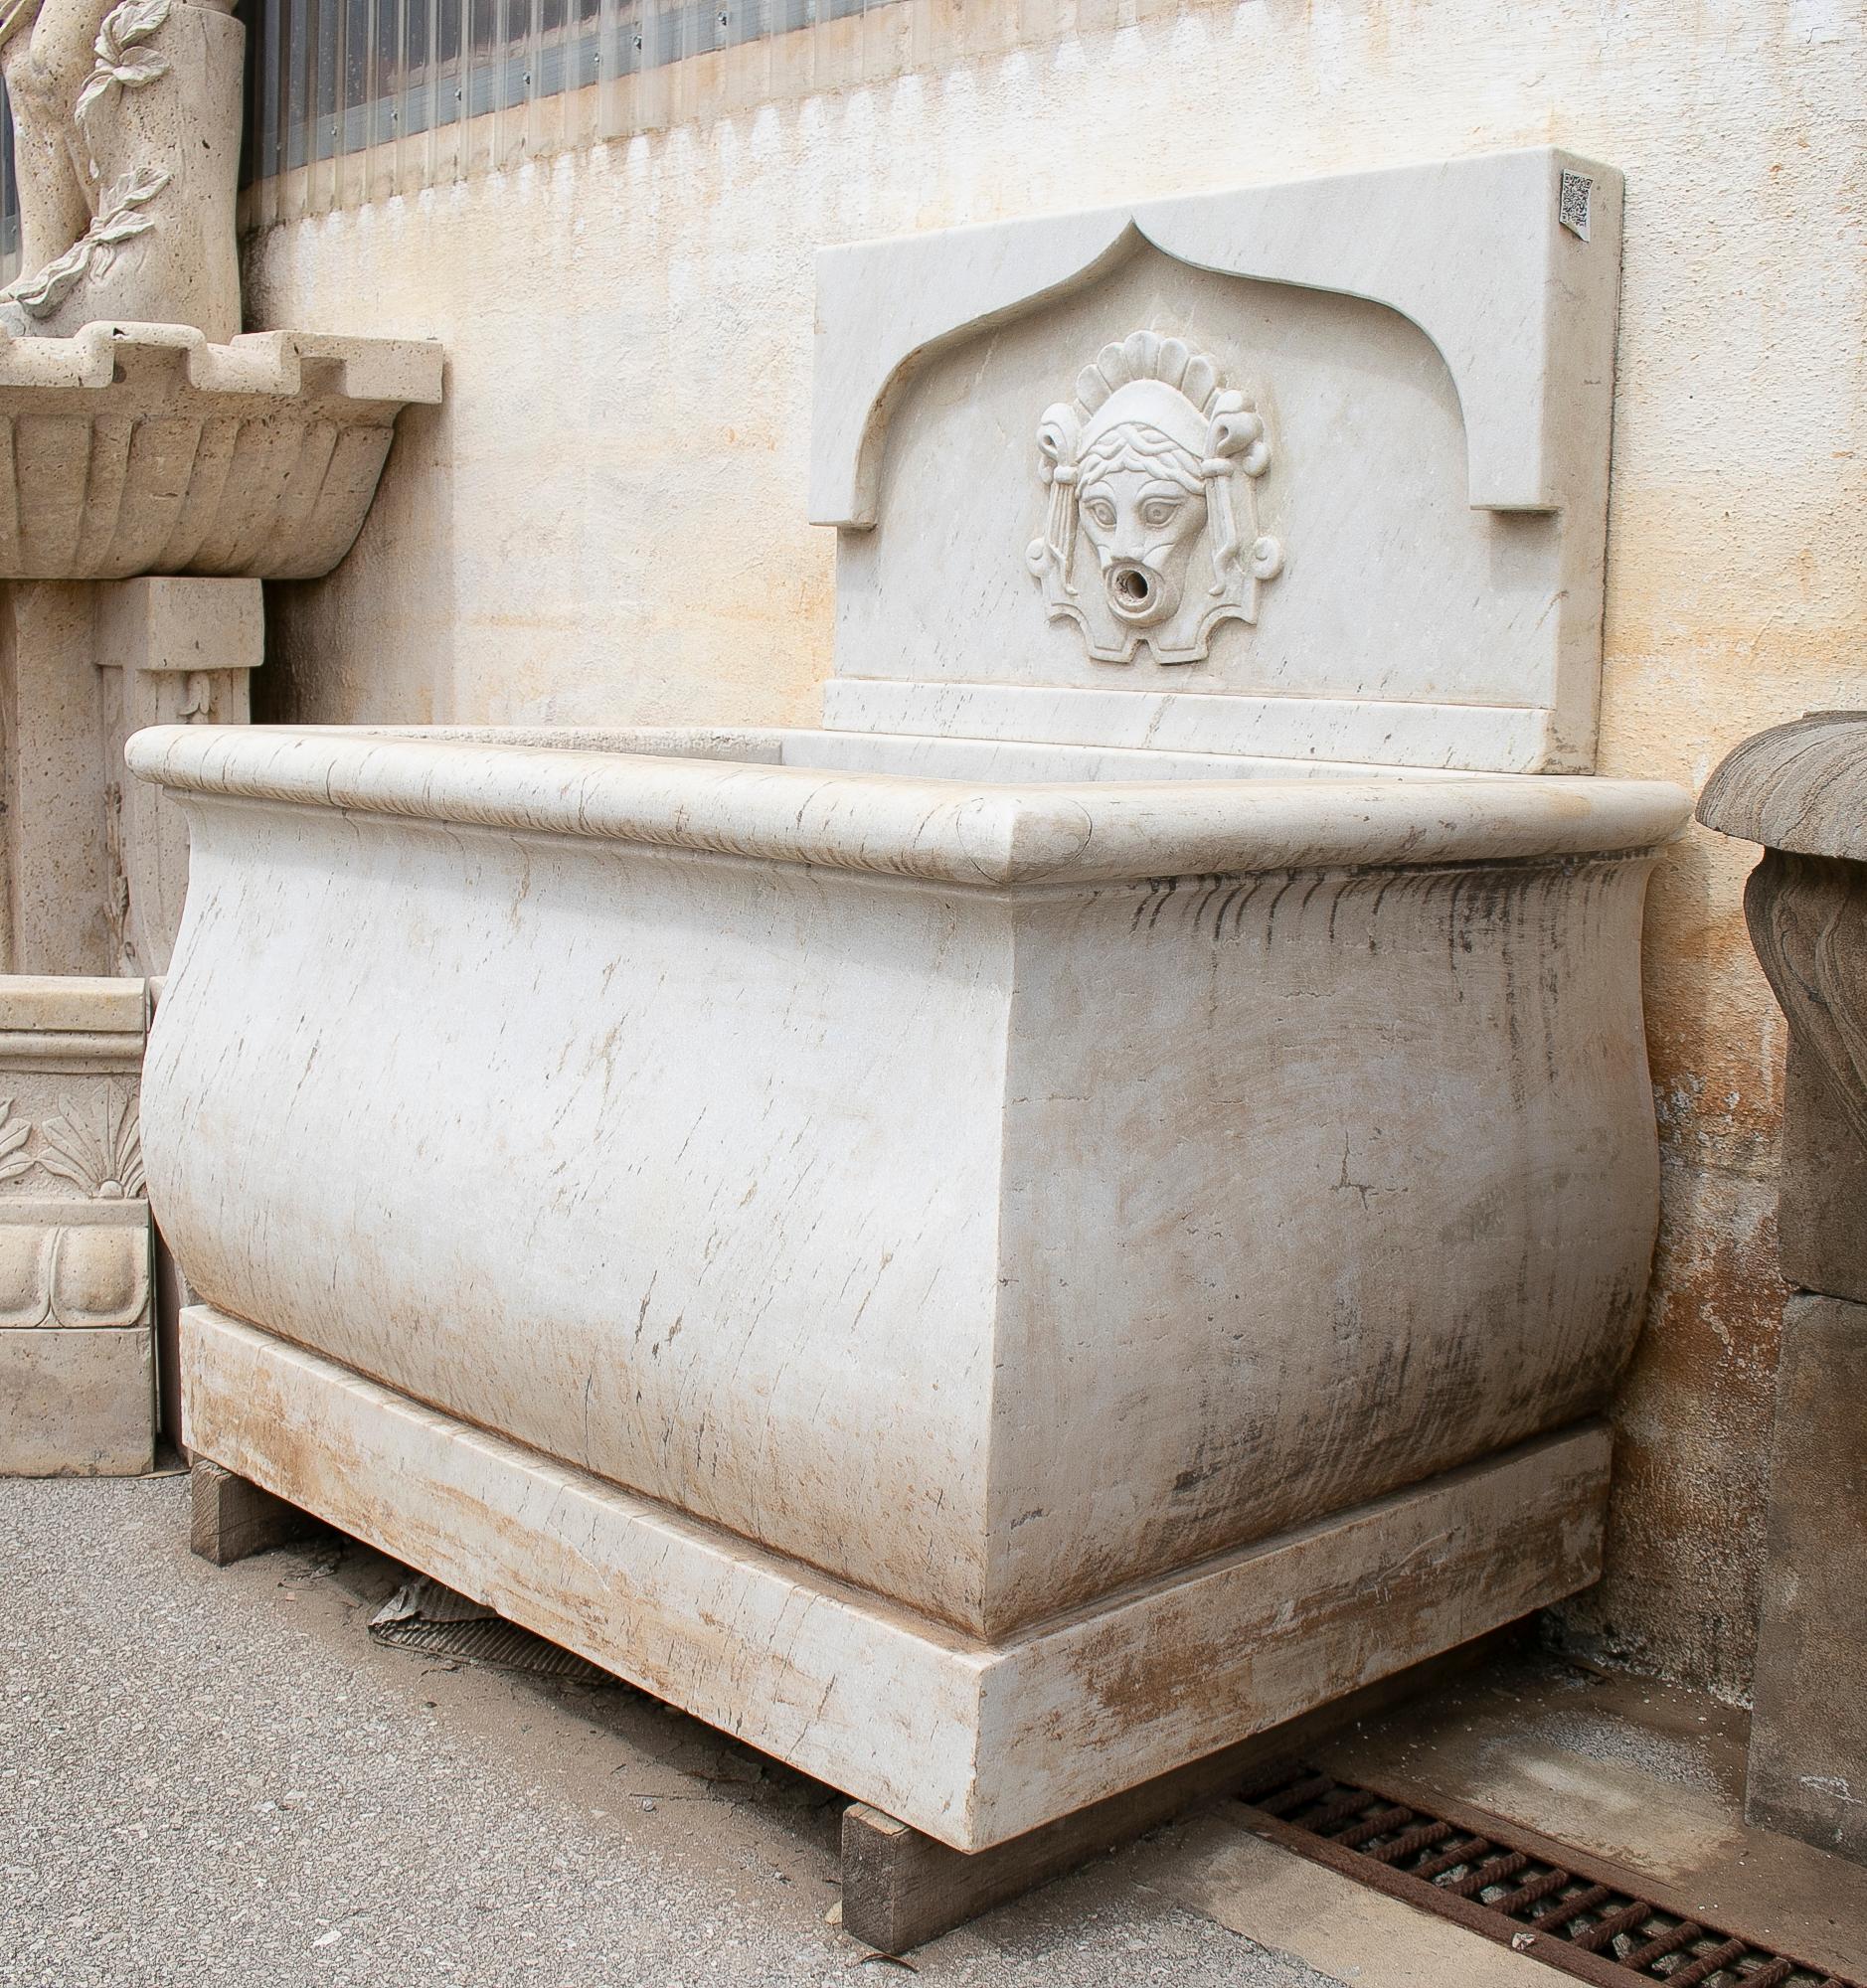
[1234, 1764, 1859, 1988]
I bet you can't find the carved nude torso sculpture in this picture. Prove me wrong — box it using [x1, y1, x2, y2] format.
[0, 0, 241, 338]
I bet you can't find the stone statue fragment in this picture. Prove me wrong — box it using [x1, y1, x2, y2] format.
[0, 0, 241, 337]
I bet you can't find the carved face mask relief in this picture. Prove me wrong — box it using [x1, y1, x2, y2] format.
[1026, 332, 1283, 666]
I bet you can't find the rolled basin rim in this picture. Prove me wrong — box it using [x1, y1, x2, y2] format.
[125, 724, 1693, 889]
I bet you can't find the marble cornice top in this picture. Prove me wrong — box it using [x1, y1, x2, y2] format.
[1698, 714, 1867, 860]
[812, 147, 1618, 532]
[0, 322, 443, 406]
[0, 974, 146, 1069]
[127, 725, 1692, 889]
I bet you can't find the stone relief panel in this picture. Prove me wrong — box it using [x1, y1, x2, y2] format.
[0, 988, 150, 1339]
[0, 1000, 153, 1462]
[11, 0, 181, 322]
[35, 1085, 146, 1201]
[0, 1206, 150, 1328]
[0, 1086, 149, 1329]
[0, 1078, 147, 1204]
[1026, 330, 1283, 665]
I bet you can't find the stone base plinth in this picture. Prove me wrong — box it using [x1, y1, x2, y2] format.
[184, 1302, 1611, 1853]
[0, 1323, 152, 1474]
[1746, 1291, 1867, 1862]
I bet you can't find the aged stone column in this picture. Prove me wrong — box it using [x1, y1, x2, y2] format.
[0, 582, 109, 973]
[1700, 713, 1867, 1863]
[0, 576, 260, 978]
[94, 578, 262, 975]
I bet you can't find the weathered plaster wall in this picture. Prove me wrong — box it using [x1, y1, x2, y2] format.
[243, 0, 1865, 1700]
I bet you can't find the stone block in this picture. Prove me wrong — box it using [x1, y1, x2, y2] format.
[93, 578, 264, 679]
[1778, 1044, 1867, 1302]
[0, 1323, 152, 1474]
[1746, 1292, 1867, 1861]
[184, 1304, 1612, 1852]
[0, 973, 145, 1039]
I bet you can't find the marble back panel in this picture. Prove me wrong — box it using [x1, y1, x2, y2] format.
[816, 148, 1621, 773]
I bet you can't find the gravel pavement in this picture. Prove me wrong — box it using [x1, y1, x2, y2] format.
[1, 1474, 1334, 1988]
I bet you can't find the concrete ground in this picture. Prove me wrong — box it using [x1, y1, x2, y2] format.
[11, 1474, 1866, 1988]
[1, 1474, 1333, 1988]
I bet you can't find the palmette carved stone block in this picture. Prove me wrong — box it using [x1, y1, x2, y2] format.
[0, 973, 153, 1474]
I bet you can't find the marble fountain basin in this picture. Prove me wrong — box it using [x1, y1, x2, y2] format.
[129, 148, 1690, 1850]
[126, 719, 1690, 1849]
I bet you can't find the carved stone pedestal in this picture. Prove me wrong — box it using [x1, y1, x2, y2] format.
[1700, 714, 1867, 1863]
[0, 975, 151, 1474]
[0, 0, 441, 1477]
[0, 578, 252, 1471]
[0, 334, 440, 1473]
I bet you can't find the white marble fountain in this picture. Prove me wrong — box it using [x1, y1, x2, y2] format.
[129, 149, 1690, 1852]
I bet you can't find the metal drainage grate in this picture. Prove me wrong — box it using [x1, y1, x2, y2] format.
[369, 1614, 614, 1681]
[1236, 1763, 1860, 1988]
[367, 1575, 614, 1683]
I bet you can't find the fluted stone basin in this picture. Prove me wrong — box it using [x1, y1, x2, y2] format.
[0, 318, 438, 1477]
[0, 322, 442, 579]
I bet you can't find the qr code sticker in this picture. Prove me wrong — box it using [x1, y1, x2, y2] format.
[1559, 171, 1592, 241]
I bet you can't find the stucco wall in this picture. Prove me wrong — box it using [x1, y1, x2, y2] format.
[244, 0, 1866, 1700]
